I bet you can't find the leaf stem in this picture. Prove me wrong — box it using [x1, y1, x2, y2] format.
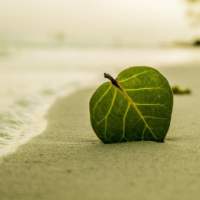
[104, 73, 121, 89]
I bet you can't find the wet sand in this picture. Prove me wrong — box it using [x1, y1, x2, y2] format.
[0, 67, 200, 200]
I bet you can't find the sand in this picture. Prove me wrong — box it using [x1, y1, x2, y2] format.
[0, 67, 200, 200]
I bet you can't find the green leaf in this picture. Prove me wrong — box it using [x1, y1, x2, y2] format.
[89, 66, 173, 143]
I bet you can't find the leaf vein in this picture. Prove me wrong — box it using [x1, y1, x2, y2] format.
[118, 82, 158, 140]
[121, 103, 130, 141]
[93, 84, 112, 114]
[125, 87, 163, 92]
[104, 89, 117, 140]
[144, 116, 167, 120]
[141, 127, 147, 140]
[135, 103, 165, 107]
[97, 89, 117, 125]
[118, 70, 150, 83]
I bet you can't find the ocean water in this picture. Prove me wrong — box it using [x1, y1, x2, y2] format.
[0, 47, 200, 157]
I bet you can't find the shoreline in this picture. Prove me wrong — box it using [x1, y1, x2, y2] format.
[0, 67, 200, 199]
[0, 70, 97, 158]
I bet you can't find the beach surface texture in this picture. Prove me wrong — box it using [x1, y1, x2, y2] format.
[0, 67, 200, 200]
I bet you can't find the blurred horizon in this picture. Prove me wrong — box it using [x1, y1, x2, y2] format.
[0, 0, 200, 48]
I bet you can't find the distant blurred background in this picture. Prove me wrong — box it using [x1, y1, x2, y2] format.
[0, 0, 200, 50]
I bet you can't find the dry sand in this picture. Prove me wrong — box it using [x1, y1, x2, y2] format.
[0, 67, 200, 200]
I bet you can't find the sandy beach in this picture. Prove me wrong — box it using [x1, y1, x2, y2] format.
[1, 0, 200, 199]
[0, 66, 200, 200]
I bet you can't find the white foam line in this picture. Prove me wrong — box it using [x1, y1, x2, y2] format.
[0, 72, 98, 160]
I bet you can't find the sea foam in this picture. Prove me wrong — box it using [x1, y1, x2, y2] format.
[0, 71, 97, 157]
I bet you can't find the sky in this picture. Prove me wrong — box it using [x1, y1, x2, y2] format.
[0, 0, 196, 47]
